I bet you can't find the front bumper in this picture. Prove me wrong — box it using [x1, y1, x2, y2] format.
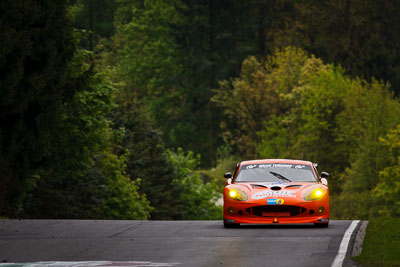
[223, 202, 329, 225]
[224, 215, 329, 224]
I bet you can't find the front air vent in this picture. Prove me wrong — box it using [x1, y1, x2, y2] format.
[270, 186, 282, 191]
[285, 185, 302, 189]
[251, 184, 268, 189]
[245, 205, 307, 217]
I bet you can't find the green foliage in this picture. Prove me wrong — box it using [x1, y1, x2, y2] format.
[256, 115, 289, 159]
[72, 0, 117, 50]
[93, 154, 152, 220]
[212, 55, 279, 158]
[287, 0, 400, 95]
[108, 0, 270, 167]
[354, 218, 400, 266]
[166, 148, 222, 220]
[333, 81, 400, 219]
[215, 47, 400, 219]
[115, 0, 183, 95]
[373, 125, 400, 217]
[330, 191, 376, 220]
[109, 0, 213, 167]
[5, 0, 400, 221]
[111, 99, 176, 220]
[199, 156, 240, 193]
[22, 49, 152, 219]
[0, 0, 76, 216]
[287, 65, 348, 179]
[213, 48, 350, 195]
[213, 47, 325, 159]
[337, 81, 400, 191]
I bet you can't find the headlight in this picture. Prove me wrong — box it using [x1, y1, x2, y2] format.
[303, 186, 326, 201]
[228, 188, 248, 201]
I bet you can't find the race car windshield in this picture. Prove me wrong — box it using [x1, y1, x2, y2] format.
[235, 163, 317, 182]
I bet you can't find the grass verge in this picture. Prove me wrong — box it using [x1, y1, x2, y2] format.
[353, 217, 400, 266]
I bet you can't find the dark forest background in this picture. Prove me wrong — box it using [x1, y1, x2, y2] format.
[2, 0, 400, 220]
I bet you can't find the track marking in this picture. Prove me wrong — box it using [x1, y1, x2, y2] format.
[331, 220, 360, 267]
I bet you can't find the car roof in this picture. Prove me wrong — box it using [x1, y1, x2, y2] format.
[240, 159, 314, 166]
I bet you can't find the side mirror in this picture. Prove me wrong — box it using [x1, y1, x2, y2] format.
[321, 178, 328, 186]
[224, 172, 232, 179]
[321, 172, 330, 178]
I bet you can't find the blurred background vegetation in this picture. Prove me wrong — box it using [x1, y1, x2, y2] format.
[1, 0, 400, 220]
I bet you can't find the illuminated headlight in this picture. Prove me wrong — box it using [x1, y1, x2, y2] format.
[303, 187, 326, 201]
[228, 188, 248, 201]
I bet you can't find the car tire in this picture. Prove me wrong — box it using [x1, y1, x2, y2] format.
[314, 223, 329, 228]
[224, 222, 240, 228]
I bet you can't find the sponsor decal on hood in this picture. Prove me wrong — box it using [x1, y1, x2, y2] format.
[252, 190, 296, 199]
[267, 198, 285, 205]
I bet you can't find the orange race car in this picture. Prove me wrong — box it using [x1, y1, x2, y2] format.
[223, 159, 330, 228]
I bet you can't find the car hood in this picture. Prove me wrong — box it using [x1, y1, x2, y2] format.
[233, 181, 311, 190]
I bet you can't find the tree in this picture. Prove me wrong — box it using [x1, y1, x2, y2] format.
[336, 80, 400, 191]
[256, 115, 289, 159]
[374, 125, 400, 217]
[107, 0, 284, 167]
[0, 0, 77, 216]
[166, 148, 222, 220]
[290, 0, 400, 95]
[22, 50, 152, 219]
[72, 0, 117, 50]
[111, 98, 177, 219]
[286, 64, 348, 178]
[330, 80, 400, 219]
[212, 47, 312, 158]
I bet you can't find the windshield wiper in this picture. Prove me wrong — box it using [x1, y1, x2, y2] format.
[269, 171, 292, 182]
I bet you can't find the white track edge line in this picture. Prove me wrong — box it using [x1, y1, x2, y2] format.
[331, 220, 361, 267]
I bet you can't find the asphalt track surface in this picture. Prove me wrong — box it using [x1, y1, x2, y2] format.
[0, 220, 358, 267]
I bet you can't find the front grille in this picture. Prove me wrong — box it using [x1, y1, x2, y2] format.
[245, 205, 307, 217]
[270, 186, 282, 190]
